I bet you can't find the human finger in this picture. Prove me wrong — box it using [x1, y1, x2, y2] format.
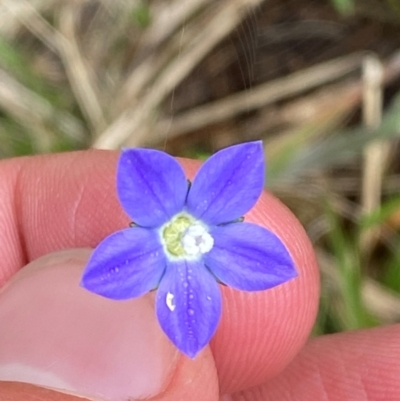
[229, 324, 400, 401]
[0, 151, 319, 393]
[0, 250, 219, 401]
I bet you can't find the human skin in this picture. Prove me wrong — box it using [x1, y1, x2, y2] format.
[0, 151, 399, 401]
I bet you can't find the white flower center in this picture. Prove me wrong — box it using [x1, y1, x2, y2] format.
[161, 213, 214, 259]
[181, 224, 214, 256]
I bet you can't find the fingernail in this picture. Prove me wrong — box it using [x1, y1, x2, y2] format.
[0, 249, 179, 401]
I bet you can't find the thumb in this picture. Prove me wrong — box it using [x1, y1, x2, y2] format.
[0, 249, 219, 401]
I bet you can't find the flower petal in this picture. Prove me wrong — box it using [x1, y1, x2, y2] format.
[81, 228, 166, 300]
[186, 141, 264, 224]
[204, 222, 297, 291]
[156, 259, 221, 358]
[117, 148, 188, 227]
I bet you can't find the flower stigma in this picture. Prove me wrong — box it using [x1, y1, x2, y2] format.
[181, 224, 214, 255]
[161, 213, 214, 259]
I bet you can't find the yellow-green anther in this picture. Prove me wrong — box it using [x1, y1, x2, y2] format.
[162, 214, 193, 257]
[162, 213, 214, 258]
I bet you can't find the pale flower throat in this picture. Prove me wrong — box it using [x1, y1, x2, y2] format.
[161, 214, 214, 259]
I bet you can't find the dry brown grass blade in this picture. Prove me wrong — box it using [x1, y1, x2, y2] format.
[0, 68, 86, 147]
[3, 0, 59, 52]
[93, 0, 266, 149]
[152, 49, 400, 149]
[318, 250, 400, 324]
[362, 279, 400, 323]
[57, 2, 107, 135]
[0, 0, 53, 38]
[151, 52, 365, 143]
[360, 55, 387, 252]
[0, 69, 53, 151]
[115, 0, 214, 111]
[264, 81, 361, 162]
[144, 0, 214, 48]
[5, 0, 106, 136]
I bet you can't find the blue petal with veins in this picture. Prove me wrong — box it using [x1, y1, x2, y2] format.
[156, 259, 221, 358]
[186, 141, 265, 225]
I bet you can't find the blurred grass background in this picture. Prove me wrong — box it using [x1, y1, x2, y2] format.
[1, 0, 400, 335]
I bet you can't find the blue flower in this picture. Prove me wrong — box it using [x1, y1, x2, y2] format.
[81, 141, 297, 358]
